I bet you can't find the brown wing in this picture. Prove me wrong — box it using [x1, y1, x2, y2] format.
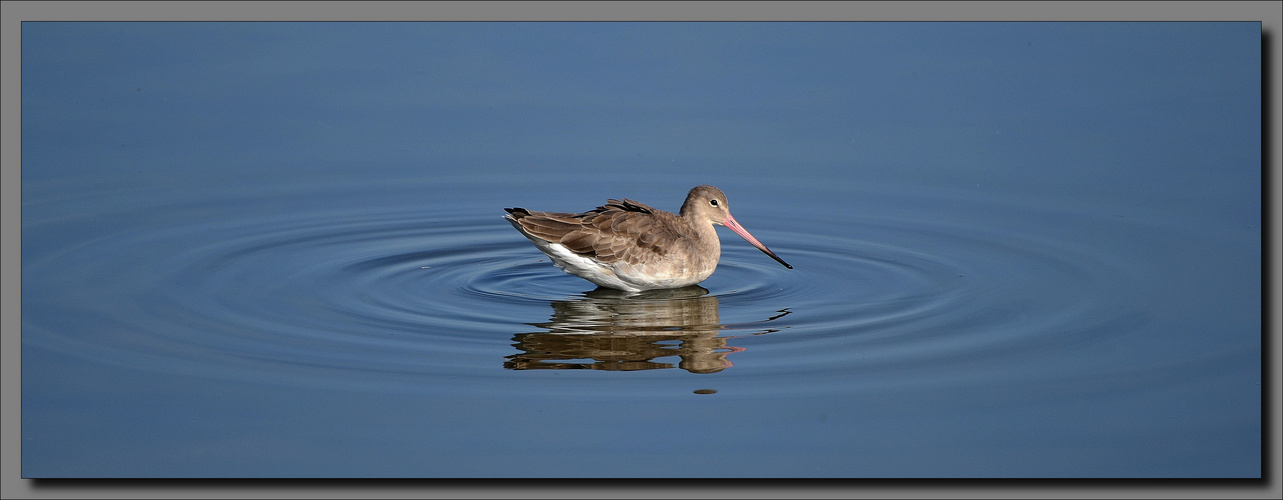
[505, 199, 687, 267]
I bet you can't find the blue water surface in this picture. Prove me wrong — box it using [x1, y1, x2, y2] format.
[21, 22, 1261, 478]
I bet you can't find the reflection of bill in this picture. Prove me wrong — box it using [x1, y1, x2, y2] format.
[505, 286, 788, 374]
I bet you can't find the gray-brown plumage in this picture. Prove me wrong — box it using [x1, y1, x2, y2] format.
[504, 185, 791, 291]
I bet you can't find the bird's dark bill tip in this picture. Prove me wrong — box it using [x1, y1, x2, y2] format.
[761, 249, 792, 269]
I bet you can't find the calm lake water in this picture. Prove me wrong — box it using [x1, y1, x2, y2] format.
[21, 22, 1261, 477]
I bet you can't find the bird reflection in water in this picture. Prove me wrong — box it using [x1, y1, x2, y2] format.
[505, 286, 789, 373]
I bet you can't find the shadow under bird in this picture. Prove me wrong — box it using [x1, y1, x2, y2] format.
[503, 185, 792, 292]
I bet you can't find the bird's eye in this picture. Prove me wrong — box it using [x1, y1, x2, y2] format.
[709, 199, 719, 207]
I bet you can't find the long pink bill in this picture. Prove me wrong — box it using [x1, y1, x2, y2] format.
[722, 213, 793, 269]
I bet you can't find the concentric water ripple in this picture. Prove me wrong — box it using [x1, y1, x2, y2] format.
[23, 177, 1154, 398]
